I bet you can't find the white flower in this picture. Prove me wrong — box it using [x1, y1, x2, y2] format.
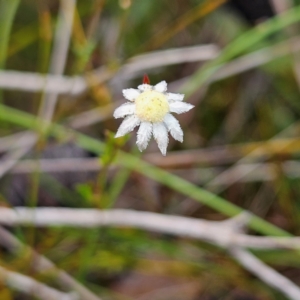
[114, 80, 194, 155]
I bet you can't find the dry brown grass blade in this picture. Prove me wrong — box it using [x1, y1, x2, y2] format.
[140, 0, 227, 52]
[145, 137, 300, 168]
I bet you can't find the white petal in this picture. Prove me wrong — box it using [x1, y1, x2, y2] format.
[122, 88, 140, 101]
[113, 103, 135, 119]
[169, 102, 194, 114]
[136, 122, 152, 152]
[115, 115, 140, 138]
[138, 84, 152, 91]
[163, 113, 183, 142]
[167, 93, 184, 101]
[154, 81, 167, 93]
[153, 122, 168, 156]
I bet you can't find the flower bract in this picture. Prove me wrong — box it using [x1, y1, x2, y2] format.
[114, 80, 194, 155]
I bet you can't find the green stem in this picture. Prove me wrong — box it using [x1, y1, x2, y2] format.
[0, 104, 290, 237]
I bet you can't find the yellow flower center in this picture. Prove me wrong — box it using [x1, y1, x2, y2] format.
[135, 90, 169, 123]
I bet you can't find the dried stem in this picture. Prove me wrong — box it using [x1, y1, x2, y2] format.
[0, 207, 300, 250]
[0, 265, 78, 300]
[230, 247, 300, 300]
[0, 227, 102, 300]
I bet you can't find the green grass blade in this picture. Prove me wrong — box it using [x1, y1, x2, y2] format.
[0, 0, 20, 68]
[182, 5, 300, 96]
[0, 104, 290, 237]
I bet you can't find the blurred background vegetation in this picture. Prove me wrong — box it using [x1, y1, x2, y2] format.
[1, 0, 300, 299]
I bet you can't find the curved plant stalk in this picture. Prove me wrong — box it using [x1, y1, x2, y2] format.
[0, 104, 290, 237]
